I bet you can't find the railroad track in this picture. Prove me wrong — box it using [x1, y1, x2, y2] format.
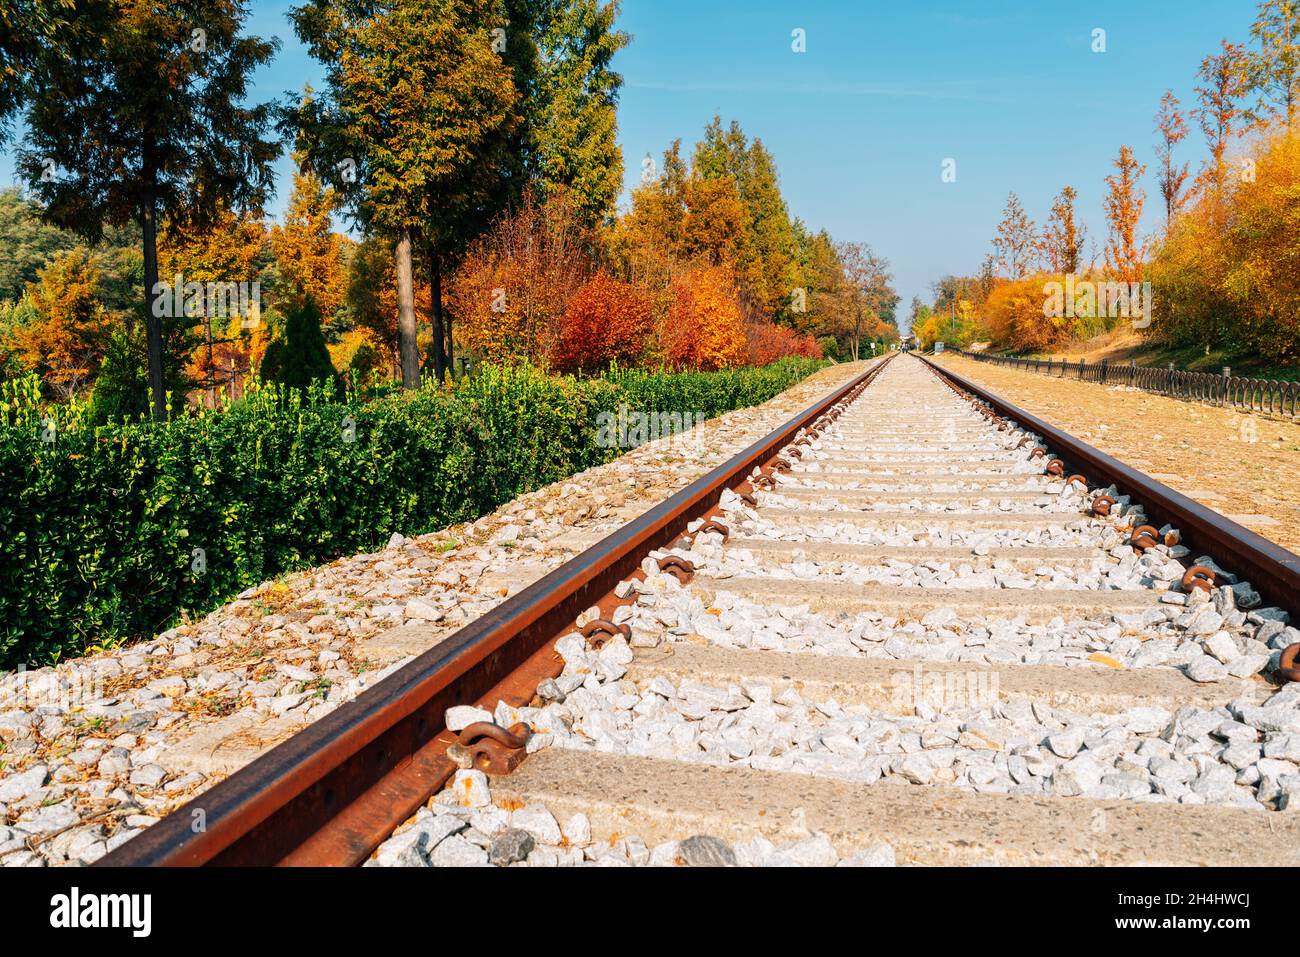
[102, 352, 1300, 867]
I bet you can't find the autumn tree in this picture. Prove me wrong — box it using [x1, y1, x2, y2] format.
[15, 0, 279, 418]
[270, 161, 350, 329]
[662, 266, 748, 370]
[1149, 124, 1300, 359]
[1041, 186, 1086, 274]
[612, 139, 690, 288]
[291, 0, 519, 388]
[12, 248, 113, 399]
[1154, 90, 1191, 229]
[836, 242, 896, 361]
[1195, 40, 1248, 187]
[991, 192, 1037, 278]
[158, 207, 268, 405]
[550, 270, 652, 372]
[1243, 0, 1300, 129]
[681, 173, 748, 266]
[693, 118, 798, 320]
[744, 323, 821, 365]
[980, 275, 1073, 352]
[791, 225, 846, 340]
[449, 189, 591, 364]
[1103, 145, 1147, 284]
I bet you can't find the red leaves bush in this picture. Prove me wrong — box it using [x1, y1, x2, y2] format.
[745, 322, 823, 365]
[550, 270, 653, 373]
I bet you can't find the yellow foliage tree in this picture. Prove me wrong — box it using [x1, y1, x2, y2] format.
[270, 166, 351, 328]
[662, 265, 748, 370]
[1150, 124, 1300, 359]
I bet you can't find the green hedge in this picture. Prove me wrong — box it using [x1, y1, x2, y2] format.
[0, 357, 824, 667]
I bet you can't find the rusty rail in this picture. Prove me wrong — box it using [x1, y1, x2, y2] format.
[97, 355, 893, 867]
[921, 357, 1300, 616]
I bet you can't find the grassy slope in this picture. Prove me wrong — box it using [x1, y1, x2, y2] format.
[1013, 329, 1300, 382]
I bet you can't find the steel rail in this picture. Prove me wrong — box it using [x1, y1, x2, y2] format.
[98, 354, 894, 867]
[921, 357, 1300, 617]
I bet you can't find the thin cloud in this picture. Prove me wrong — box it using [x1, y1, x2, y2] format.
[625, 78, 1025, 105]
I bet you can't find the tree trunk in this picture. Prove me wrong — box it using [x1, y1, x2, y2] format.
[395, 228, 419, 389]
[205, 316, 216, 408]
[444, 298, 453, 379]
[140, 178, 165, 419]
[428, 246, 446, 384]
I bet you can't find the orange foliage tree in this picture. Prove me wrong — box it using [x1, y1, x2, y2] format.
[448, 190, 591, 364]
[1103, 146, 1147, 284]
[158, 208, 268, 404]
[1154, 90, 1191, 229]
[1041, 186, 1086, 274]
[13, 248, 114, 399]
[980, 276, 1066, 352]
[550, 270, 653, 373]
[1195, 40, 1248, 189]
[661, 266, 748, 370]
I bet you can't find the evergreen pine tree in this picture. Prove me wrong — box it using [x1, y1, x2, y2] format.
[262, 296, 336, 391]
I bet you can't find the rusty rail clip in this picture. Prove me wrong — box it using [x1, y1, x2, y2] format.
[582, 618, 632, 649]
[1278, 644, 1300, 683]
[1130, 525, 1160, 551]
[458, 721, 532, 775]
[1181, 565, 1217, 594]
[698, 519, 730, 539]
[657, 555, 696, 584]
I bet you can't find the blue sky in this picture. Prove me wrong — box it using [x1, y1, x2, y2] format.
[2, 1, 1262, 331]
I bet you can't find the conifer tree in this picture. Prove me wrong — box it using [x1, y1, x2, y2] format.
[14, 0, 279, 417]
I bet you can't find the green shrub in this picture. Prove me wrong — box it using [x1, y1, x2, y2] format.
[0, 357, 824, 667]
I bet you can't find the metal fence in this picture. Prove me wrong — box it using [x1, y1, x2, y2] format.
[953, 350, 1300, 419]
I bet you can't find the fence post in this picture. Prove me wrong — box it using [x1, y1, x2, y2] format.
[1222, 366, 1231, 407]
[1166, 362, 1174, 395]
[1078, 358, 1084, 380]
[1099, 358, 1108, 384]
[1129, 359, 1137, 386]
